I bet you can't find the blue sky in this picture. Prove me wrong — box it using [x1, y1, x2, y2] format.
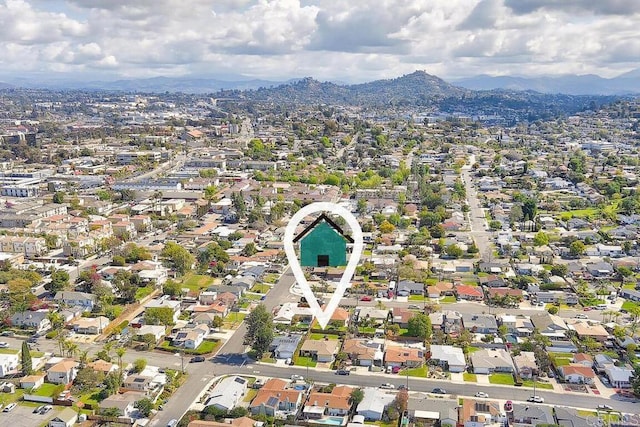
[1, 0, 639, 83]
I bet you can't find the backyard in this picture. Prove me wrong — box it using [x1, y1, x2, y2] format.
[181, 274, 216, 292]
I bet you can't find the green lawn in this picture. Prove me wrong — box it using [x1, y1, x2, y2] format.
[79, 391, 101, 409]
[521, 380, 553, 390]
[263, 273, 279, 284]
[408, 295, 426, 301]
[488, 373, 515, 385]
[0, 389, 25, 406]
[552, 357, 572, 367]
[244, 293, 263, 301]
[243, 388, 258, 402]
[135, 285, 155, 300]
[159, 339, 220, 355]
[440, 296, 456, 304]
[250, 284, 271, 293]
[181, 274, 215, 292]
[33, 383, 63, 397]
[466, 346, 482, 354]
[223, 312, 246, 327]
[400, 366, 428, 377]
[463, 372, 477, 382]
[309, 333, 339, 340]
[294, 356, 317, 367]
[0, 348, 19, 355]
[622, 300, 640, 311]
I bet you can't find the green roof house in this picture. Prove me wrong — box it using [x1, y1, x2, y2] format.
[294, 213, 354, 267]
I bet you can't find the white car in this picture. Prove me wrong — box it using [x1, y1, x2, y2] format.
[527, 395, 544, 403]
[0, 342, 8, 348]
[380, 383, 395, 389]
[291, 375, 304, 381]
[2, 403, 16, 412]
[475, 392, 489, 398]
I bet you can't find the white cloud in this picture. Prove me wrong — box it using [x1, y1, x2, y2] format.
[0, 0, 637, 82]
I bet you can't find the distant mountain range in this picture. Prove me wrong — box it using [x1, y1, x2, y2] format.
[1, 69, 639, 96]
[452, 69, 640, 95]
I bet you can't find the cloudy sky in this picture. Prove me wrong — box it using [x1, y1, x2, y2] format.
[1, 0, 639, 83]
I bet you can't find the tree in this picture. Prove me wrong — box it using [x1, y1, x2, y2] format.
[550, 264, 568, 277]
[116, 348, 126, 371]
[631, 365, 640, 397]
[244, 304, 274, 357]
[212, 316, 224, 330]
[241, 242, 258, 257]
[407, 313, 432, 340]
[522, 197, 538, 222]
[52, 191, 65, 204]
[349, 388, 364, 406]
[228, 407, 249, 418]
[445, 244, 463, 259]
[379, 220, 395, 234]
[547, 306, 559, 315]
[162, 280, 183, 298]
[135, 398, 154, 417]
[533, 231, 549, 247]
[48, 269, 70, 293]
[144, 307, 175, 326]
[161, 241, 195, 275]
[133, 358, 147, 373]
[21, 341, 32, 375]
[569, 240, 586, 257]
[74, 366, 102, 392]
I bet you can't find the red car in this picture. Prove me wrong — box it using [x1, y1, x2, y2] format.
[583, 307, 593, 311]
[360, 295, 372, 301]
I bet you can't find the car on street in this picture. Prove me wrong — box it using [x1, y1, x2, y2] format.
[527, 395, 544, 403]
[408, 304, 421, 310]
[597, 404, 613, 411]
[475, 392, 489, 398]
[574, 314, 589, 319]
[0, 342, 8, 348]
[360, 295, 372, 301]
[190, 356, 206, 363]
[431, 388, 447, 394]
[583, 306, 593, 311]
[167, 420, 178, 427]
[291, 374, 304, 381]
[3, 403, 16, 412]
[335, 369, 350, 375]
[40, 405, 52, 414]
[34, 405, 45, 414]
[380, 383, 395, 389]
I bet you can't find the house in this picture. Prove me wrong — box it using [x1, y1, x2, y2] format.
[572, 353, 593, 367]
[593, 354, 616, 374]
[459, 399, 508, 426]
[604, 365, 634, 388]
[273, 302, 314, 325]
[249, 378, 303, 417]
[87, 360, 118, 375]
[70, 316, 109, 334]
[513, 351, 538, 379]
[20, 374, 45, 390]
[123, 374, 155, 393]
[46, 360, 78, 385]
[174, 324, 209, 349]
[10, 310, 51, 332]
[426, 282, 454, 298]
[391, 308, 415, 328]
[270, 334, 304, 360]
[571, 322, 609, 343]
[134, 324, 166, 343]
[53, 291, 96, 311]
[0, 353, 19, 377]
[342, 339, 383, 367]
[303, 385, 353, 419]
[470, 349, 514, 374]
[48, 407, 78, 427]
[559, 364, 596, 384]
[454, 284, 484, 301]
[585, 261, 614, 277]
[408, 397, 457, 426]
[99, 391, 144, 418]
[300, 339, 339, 363]
[384, 346, 424, 368]
[529, 312, 568, 339]
[356, 307, 389, 326]
[205, 376, 248, 411]
[356, 387, 396, 421]
[294, 213, 354, 267]
[187, 418, 260, 427]
[510, 402, 555, 425]
[428, 345, 466, 373]
[479, 275, 506, 288]
[396, 280, 424, 296]
[461, 313, 498, 334]
[620, 288, 640, 302]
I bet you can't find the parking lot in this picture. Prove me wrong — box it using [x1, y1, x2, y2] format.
[0, 404, 59, 427]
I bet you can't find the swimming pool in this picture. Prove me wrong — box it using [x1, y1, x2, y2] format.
[309, 416, 346, 426]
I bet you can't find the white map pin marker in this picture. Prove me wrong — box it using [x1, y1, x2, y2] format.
[284, 202, 363, 330]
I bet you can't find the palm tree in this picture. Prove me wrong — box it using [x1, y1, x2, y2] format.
[116, 348, 126, 371]
[79, 350, 89, 367]
[66, 342, 78, 358]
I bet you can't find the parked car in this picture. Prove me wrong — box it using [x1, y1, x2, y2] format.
[597, 404, 613, 411]
[335, 369, 350, 376]
[583, 307, 593, 311]
[392, 366, 401, 374]
[3, 403, 16, 412]
[34, 405, 45, 414]
[167, 420, 178, 427]
[291, 374, 304, 381]
[380, 383, 395, 389]
[40, 405, 52, 414]
[360, 295, 372, 301]
[0, 342, 8, 348]
[408, 304, 421, 310]
[475, 392, 489, 398]
[189, 356, 206, 363]
[574, 314, 589, 319]
[527, 395, 544, 403]
[431, 388, 447, 394]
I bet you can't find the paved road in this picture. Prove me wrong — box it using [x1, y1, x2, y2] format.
[461, 156, 493, 261]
